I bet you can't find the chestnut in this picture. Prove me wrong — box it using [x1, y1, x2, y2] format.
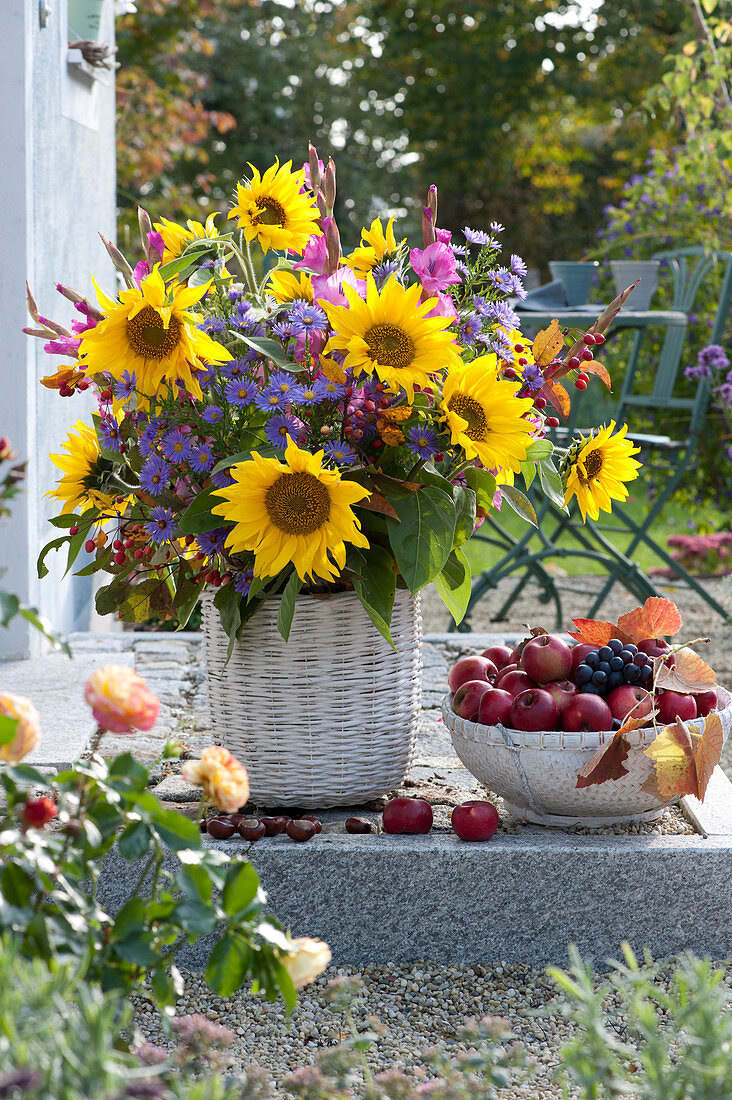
[229, 813, 247, 826]
[259, 815, 289, 836]
[285, 818, 317, 842]
[198, 818, 208, 833]
[345, 816, 373, 834]
[301, 815, 322, 834]
[206, 818, 235, 840]
[238, 817, 266, 841]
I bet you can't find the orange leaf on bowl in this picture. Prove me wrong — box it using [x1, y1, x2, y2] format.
[642, 713, 722, 802]
[617, 597, 683, 643]
[567, 618, 631, 646]
[576, 732, 631, 788]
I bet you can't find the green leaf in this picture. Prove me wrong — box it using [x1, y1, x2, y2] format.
[113, 897, 147, 941]
[118, 821, 151, 861]
[213, 584, 243, 663]
[538, 460, 567, 509]
[109, 752, 150, 790]
[500, 484, 538, 527]
[231, 333, 304, 372]
[119, 577, 175, 623]
[0, 863, 34, 908]
[464, 467, 497, 513]
[206, 934, 251, 997]
[151, 966, 180, 1009]
[177, 864, 213, 904]
[276, 571, 302, 642]
[0, 589, 20, 627]
[152, 810, 202, 852]
[114, 933, 160, 967]
[520, 460, 537, 490]
[452, 485, 477, 548]
[177, 487, 226, 535]
[385, 485, 456, 592]
[37, 536, 69, 580]
[209, 437, 271, 476]
[348, 544, 396, 646]
[525, 439, 554, 461]
[273, 960, 298, 1013]
[173, 897, 219, 935]
[432, 547, 471, 625]
[0, 714, 19, 747]
[222, 862, 261, 917]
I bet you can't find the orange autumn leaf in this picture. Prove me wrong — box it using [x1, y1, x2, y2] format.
[379, 405, 413, 422]
[576, 731, 631, 788]
[583, 361, 612, 390]
[567, 618, 632, 646]
[541, 380, 571, 418]
[617, 710, 658, 737]
[655, 647, 716, 694]
[40, 365, 86, 390]
[377, 422, 405, 446]
[642, 713, 722, 802]
[617, 597, 683, 643]
[532, 319, 565, 367]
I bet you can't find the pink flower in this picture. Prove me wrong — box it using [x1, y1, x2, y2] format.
[410, 242, 461, 295]
[147, 231, 165, 262]
[293, 222, 331, 276]
[43, 336, 82, 358]
[0, 693, 41, 763]
[424, 292, 458, 322]
[133, 259, 151, 285]
[84, 665, 160, 734]
[313, 267, 364, 309]
[435, 227, 452, 245]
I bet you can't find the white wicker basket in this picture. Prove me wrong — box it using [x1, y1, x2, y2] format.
[202, 588, 422, 808]
[443, 688, 732, 826]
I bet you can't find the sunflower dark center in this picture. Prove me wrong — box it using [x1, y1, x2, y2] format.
[448, 394, 488, 441]
[254, 198, 287, 227]
[364, 324, 415, 369]
[583, 451, 603, 480]
[126, 306, 181, 361]
[265, 472, 331, 535]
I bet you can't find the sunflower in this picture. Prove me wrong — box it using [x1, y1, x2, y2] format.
[263, 269, 314, 304]
[48, 420, 121, 515]
[320, 276, 461, 401]
[228, 160, 321, 255]
[344, 217, 404, 280]
[211, 437, 370, 583]
[561, 421, 642, 522]
[154, 214, 221, 264]
[440, 355, 535, 472]
[78, 266, 231, 402]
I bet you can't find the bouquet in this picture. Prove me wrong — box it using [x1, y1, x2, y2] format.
[26, 146, 641, 648]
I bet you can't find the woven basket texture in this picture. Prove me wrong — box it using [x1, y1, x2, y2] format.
[443, 687, 731, 822]
[203, 588, 422, 808]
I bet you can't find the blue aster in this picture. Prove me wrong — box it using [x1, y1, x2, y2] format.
[190, 443, 215, 472]
[314, 378, 346, 402]
[289, 301, 328, 336]
[234, 567, 254, 596]
[195, 527, 229, 557]
[225, 377, 257, 406]
[463, 227, 496, 247]
[486, 269, 516, 295]
[161, 429, 194, 464]
[265, 413, 300, 449]
[220, 357, 248, 381]
[144, 506, 177, 544]
[406, 426, 440, 461]
[323, 440, 357, 466]
[521, 363, 545, 394]
[139, 454, 170, 497]
[98, 416, 124, 454]
[459, 314, 483, 345]
[201, 405, 224, 424]
[113, 370, 137, 401]
[510, 254, 528, 278]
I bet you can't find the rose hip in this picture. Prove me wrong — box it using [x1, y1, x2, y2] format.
[345, 816, 373, 834]
[286, 818, 317, 842]
[238, 818, 266, 841]
[207, 818, 235, 840]
[260, 815, 289, 836]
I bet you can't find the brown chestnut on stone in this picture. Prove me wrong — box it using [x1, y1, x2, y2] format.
[199, 818, 208, 833]
[229, 813, 246, 826]
[285, 818, 317, 842]
[301, 815, 322, 834]
[260, 815, 289, 836]
[207, 818, 235, 840]
[238, 817, 266, 841]
[345, 816, 373, 834]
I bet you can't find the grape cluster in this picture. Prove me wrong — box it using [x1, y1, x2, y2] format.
[574, 639, 653, 697]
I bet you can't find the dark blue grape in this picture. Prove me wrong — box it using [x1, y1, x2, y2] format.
[608, 671, 623, 688]
[625, 664, 641, 683]
[609, 656, 624, 671]
[624, 643, 638, 655]
[580, 683, 599, 694]
[598, 646, 613, 662]
[641, 665, 653, 684]
[619, 650, 635, 664]
[575, 664, 593, 685]
[585, 651, 600, 669]
[608, 639, 624, 655]
[592, 669, 608, 688]
[633, 653, 649, 668]
[597, 661, 611, 675]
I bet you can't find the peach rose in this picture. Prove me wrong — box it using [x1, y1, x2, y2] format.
[0, 692, 41, 763]
[281, 937, 332, 989]
[181, 746, 250, 814]
[84, 665, 160, 734]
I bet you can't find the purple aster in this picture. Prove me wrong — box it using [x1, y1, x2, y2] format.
[113, 371, 137, 401]
[684, 362, 712, 381]
[269, 370, 305, 398]
[271, 319, 297, 341]
[699, 344, 730, 371]
[234, 567, 254, 596]
[190, 443, 215, 472]
[521, 363, 545, 393]
[144, 506, 176, 544]
[198, 316, 227, 336]
[195, 362, 217, 391]
[450, 242, 468, 257]
[510, 254, 528, 278]
[98, 416, 124, 454]
[299, 381, 321, 405]
[510, 274, 527, 300]
[714, 381, 732, 406]
[459, 314, 482, 345]
[201, 405, 224, 424]
[265, 412, 300, 449]
[406, 426, 440, 461]
[372, 259, 401, 287]
[323, 440, 357, 465]
[139, 425, 160, 458]
[227, 287, 244, 304]
[161, 429, 194, 464]
[211, 468, 235, 490]
[220, 357, 248, 381]
[225, 377, 257, 406]
[196, 527, 229, 557]
[489, 221, 505, 233]
[139, 454, 170, 497]
[289, 301, 328, 336]
[254, 387, 286, 412]
[455, 260, 470, 279]
[483, 300, 521, 328]
[486, 268, 516, 295]
[472, 294, 490, 316]
[314, 378, 346, 401]
[463, 227, 495, 247]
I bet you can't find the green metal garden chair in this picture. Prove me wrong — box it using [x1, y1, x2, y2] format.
[456, 247, 732, 631]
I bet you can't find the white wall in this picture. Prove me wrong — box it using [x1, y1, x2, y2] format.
[0, 1, 116, 657]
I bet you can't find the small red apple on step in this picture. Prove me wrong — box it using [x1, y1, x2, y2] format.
[520, 635, 573, 684]
[509, 688, 560, 732]
[657, 690, 697, 724]
[383, 798, 433, 834]
[451, 800, 499, 841]
[448, 655, 498, 693]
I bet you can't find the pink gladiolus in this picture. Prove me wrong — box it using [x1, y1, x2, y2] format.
[294, 221, 331, 276]
[134, 259, 151, 285]
[410, 242, 461, 296]
[313, 267, 364, 309]
[424, 292, 458, 322]
[84, 665, 160, 734]
[147, 231, 165, 262]
[43, 337, 82, 358]
[435, 227, 452, 245]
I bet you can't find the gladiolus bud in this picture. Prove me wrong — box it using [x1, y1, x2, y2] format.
[138, 206, 154, 253]
[25, 282, 41, 322]
[427, 184, 438, 223]
[422, 206, 436, 247]
[308, 143, 322, 191]
[99, 234, 136, 289]
[323, 157, 336, 213]
[23, 796, 57, 828]
[325, 219, 341, 275]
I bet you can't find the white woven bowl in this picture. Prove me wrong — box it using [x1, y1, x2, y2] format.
[202, 588, 421, 809]
[443, 687, 731, 826]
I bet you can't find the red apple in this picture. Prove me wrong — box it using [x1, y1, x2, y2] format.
[383, 797, 433, 835]
[694, 689, 718, 717]
[520, 635, 573, 684]
[477, 688, 514, 726]
[570, 643, 597, 672]
[637, 638, 674, 666]
[509, 688, 560, 732]
[448, 655, 498, 693]
[543, 679, 578, 713]
[494, 662, 519, 685]
[563, 694, 614, 732]
[657, 691, 697, 724]
[607, 686, 654, 723]
[452, 679, 493, 721]
[498, 670, 537, 697]
[451, 800, 499, 841]
[480, 645, 513, 671]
